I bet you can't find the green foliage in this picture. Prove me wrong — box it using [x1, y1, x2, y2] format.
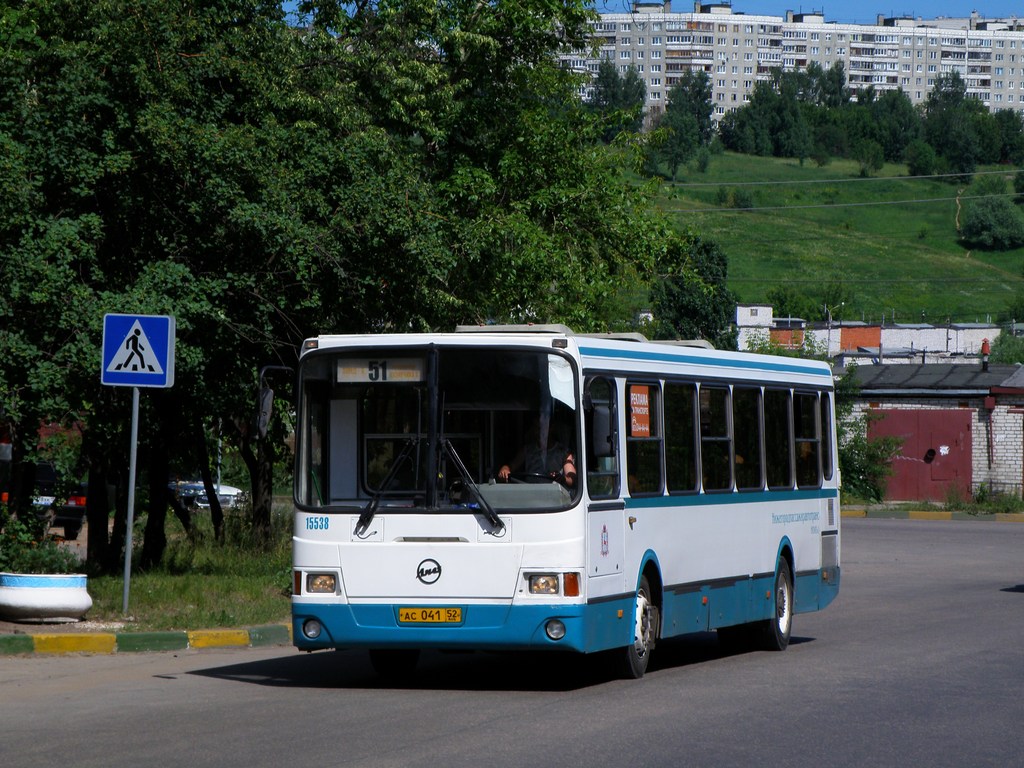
[0, 509, 83, 574]
[87, 505, 292, 630]
[853, 139, 884, 177]
[591, 60, 646, 142]
[988, 331, 1024, 363]
[645, 70, 713, 180]
[833, 368, 902, 503]
[0, 0, 695, 567]
[648, 235, 738, 349]
[961, 197, 1024, 250]
[666, 152, 1024, 321]
[905, 139, 938, 176]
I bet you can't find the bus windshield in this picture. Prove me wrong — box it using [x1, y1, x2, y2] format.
[296, 345, 579, 514]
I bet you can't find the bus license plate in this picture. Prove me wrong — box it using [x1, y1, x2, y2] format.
[398, 607, 462, 624]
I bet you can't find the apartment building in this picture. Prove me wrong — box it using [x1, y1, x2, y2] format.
[564, 1, 1024, 122]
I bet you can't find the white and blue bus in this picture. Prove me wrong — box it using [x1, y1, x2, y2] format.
[291, 325, 840, 678]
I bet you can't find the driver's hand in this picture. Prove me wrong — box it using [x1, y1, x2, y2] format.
[498, 464, 511, 482]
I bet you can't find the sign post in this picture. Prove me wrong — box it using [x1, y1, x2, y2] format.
[101, 314, 175, 614]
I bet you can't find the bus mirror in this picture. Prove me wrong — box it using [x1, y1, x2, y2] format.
[591, 404, 614, 458]
[257, 387, 274, 438]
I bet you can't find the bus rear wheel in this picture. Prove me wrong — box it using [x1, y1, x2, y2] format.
[759, 559, 793, 651]
[618, 575, 656, 679]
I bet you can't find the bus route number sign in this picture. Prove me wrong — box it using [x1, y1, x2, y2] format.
[337, 358, 424, 383]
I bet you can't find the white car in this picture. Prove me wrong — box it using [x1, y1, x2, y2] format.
[197, 484, 245, 509]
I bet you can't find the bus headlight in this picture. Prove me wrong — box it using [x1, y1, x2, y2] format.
[306, 573, 337, 593]
[303, 619, 322, 639]
[528, 574, 559, 594]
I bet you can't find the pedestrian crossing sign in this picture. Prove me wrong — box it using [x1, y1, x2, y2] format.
[101, 314, 175, 388]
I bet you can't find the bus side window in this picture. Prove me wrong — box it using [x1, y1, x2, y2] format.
[733, 386, 764, 491]
[626, 382, 663, 496]
[794, 392, 822, 489]
[821, 392, 835, 481]
[585, 377, 619, 499]
[764, 388, 793, 490]
[700, 385, 732, 492]
[665, 382, 698, 494]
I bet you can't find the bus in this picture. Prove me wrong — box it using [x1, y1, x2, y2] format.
[291, 325, 840, 678]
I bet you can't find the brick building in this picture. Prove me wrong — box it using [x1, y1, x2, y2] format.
[843, 363, 1024, 501]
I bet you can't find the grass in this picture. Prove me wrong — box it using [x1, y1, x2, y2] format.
[85, 504, 292, 632]
[656, 152, 1024, 324]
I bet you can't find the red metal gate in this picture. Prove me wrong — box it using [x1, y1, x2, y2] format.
[867, 409, 972, 502]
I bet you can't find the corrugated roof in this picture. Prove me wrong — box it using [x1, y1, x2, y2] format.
[843, 363, 1022, 392]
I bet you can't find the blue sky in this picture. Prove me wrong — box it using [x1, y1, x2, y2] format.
[591, 1, 1024, 26]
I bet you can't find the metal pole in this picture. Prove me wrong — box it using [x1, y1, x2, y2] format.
[122, 386, 140, 614]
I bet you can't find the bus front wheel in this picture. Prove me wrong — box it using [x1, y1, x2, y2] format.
[618, 575, 657, 679]
[759, 559, 793, 651]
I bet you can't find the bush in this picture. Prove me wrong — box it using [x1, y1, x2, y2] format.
[961, 197, 1024, 250]
[0, 509, 83, 574]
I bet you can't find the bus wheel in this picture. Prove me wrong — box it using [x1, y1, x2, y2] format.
[368, 649, 420, 680]
[619, 575, 656, 679]
[760, 559, 793, 651]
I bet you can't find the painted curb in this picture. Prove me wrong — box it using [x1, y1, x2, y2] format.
[116, 632, 189, 653]
[0, 623, 292, 656]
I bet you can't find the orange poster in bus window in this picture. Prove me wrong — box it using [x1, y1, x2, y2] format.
[630, 386, 651, 437]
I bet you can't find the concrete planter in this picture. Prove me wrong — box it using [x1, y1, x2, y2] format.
[0, 572, 92, 622]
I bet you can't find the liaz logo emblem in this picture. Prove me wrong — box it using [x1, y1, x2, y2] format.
[416, 559, 442, 584]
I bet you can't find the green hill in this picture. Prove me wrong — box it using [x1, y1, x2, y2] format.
[655, 152, 1024, 325]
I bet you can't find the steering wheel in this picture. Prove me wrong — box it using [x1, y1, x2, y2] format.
[508, 471, 571, 489]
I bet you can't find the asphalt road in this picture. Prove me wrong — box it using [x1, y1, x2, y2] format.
[1, 518, 1022, 768]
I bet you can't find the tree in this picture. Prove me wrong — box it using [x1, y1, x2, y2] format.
[648, 235, 738, 349]
[852, 139, 884, 177]
[591, 59, 646, 142]
[923, 72, 985, 176]
[905, 138, 938, 176]
[994, 109, 1024, 165]
[1, 0, 684, 567]
[870, 90, 920, 163]
[960, 197, 1024, 249]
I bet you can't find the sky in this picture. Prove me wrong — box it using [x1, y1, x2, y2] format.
[590, 1, 1024, 26]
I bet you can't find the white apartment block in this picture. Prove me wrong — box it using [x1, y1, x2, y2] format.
[563, 1, 1024, 123]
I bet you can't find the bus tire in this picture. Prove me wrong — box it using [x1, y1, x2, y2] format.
[759, 559, 793, 651]
[368, 648, 420, 680]
[618, 575, 656, 679]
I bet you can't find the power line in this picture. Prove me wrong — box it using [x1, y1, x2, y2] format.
[663, 192, 1021, 214]
[670, 169, 1018, 188]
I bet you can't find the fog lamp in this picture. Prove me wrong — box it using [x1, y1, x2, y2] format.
[545, 619, 566, 640]
[303, 619, 322, 639]
[529, 574, 559, 595]
[306, 573, 337, 593]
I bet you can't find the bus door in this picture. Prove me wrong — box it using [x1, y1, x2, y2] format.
[584, 376, 625, 591]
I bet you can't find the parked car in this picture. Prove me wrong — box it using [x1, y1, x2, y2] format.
[31, 462, 88, 540]
[167, 479, 206, 510]
[168, 479, 245, 511]
[197, 484, 245, 510]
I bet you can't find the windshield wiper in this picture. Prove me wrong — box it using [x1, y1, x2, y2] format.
[355, 437, 417, 536]
[442, 438, 504, 533]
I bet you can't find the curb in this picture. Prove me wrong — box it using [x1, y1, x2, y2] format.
[0, 623, 292, 656]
